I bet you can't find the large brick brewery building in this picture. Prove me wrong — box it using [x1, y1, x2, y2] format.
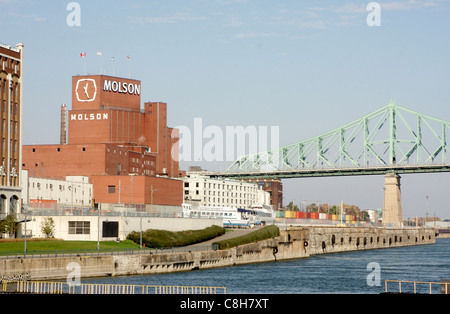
[22, 75, 182, 207]
[0, 43, 23, 216]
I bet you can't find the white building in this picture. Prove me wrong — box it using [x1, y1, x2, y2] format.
[183, 174, 270, 209]
[21, 170, 93, 208]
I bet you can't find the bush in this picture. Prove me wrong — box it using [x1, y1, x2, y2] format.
[126, 225, 225, 248]
[213, 225, 280, 250]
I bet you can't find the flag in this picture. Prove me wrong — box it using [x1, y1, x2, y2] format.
[126, 56, 131, 60]
[80, 53, 86, 57]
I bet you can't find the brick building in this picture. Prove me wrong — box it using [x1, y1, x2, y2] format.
[244, 179, 283, 211]
[0, 43, 24, 217]
[22, 74, 182, 207]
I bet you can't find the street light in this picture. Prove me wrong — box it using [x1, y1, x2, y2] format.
[130, 173, 137, 204]
[140, 216, 151, 250]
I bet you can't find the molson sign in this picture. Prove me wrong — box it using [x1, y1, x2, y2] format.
[103, 79, 141, 96]
[72, 75, 141, 111]
[71, 112, 109, 121]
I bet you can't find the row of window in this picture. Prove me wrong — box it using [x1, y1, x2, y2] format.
[184, 181, 257, 192]
[29, 181, 92, 193]
[190, 211, 236, 217]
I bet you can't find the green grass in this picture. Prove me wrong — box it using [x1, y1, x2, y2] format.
[213, 225, 280, 250]
[0, 239, 141, 254]
[127, 225, 226, 248]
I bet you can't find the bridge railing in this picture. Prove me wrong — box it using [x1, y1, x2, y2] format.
[385, 280, 450, 294]
[1, 281, 227, 295]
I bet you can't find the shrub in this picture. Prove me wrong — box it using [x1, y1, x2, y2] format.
[126, 225, 225, 248]
[213, 225, 280, 250]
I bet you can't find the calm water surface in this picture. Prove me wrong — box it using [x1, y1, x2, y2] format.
[84, 239, 450, 294]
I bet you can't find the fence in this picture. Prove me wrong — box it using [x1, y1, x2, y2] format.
[1, 281, 226, 295]
[385, 280, 450, 294]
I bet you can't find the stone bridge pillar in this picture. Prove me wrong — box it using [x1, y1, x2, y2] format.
[383, 173, 403, 228]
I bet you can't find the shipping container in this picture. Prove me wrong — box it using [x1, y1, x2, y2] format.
[311, 213, 319, 219]
[319, 213, 326, 220]
[276, 211, 285, 218]
[306, 212, 311, 219]
[298, 212, 305, 219]
[332, 215, 338, 221]
[285, 211, 296, 219]
[326, 214, 332, 220]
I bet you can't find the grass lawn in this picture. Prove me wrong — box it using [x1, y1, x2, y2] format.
[0, 239, 142, 254]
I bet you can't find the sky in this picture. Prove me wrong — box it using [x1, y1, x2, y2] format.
[1, 0, 450, 218]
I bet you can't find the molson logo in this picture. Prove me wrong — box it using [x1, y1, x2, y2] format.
[103, 80, 141, 96]
[71, 113, 109, 121]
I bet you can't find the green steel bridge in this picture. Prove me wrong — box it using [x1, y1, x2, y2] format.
[215, 103, 450, 180]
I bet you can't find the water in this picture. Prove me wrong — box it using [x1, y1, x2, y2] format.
[83, 239, 450, 294]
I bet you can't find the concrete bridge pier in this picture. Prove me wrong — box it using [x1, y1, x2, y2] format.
[383, 173, 403, 228]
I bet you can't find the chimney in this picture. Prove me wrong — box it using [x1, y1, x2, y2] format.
[60, 104, 67, 145]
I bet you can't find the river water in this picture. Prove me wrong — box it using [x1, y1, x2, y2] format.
[83, 238, 450, 294]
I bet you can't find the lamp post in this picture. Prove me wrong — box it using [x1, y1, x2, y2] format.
[150, 185, 160, 213]
[97, 202, 101, 251]
[23, 207, 27, 258]
[130, 174, 137, 204]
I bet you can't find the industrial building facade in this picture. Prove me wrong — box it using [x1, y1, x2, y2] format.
[0, 43, 23, 218]
[183, 175, 270, 209]
[22, 74, 182, 207]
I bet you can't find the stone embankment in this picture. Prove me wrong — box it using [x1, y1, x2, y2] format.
[0, 227, 436, 281]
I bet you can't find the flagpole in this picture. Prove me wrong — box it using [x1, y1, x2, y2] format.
[110, 57, 115, 76]
[81, 53, 87, 75]
[97, 52, 103, 74]
[127, 56, 131, 78]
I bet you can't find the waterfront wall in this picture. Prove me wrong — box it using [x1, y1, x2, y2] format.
[0, 227, 436, 281]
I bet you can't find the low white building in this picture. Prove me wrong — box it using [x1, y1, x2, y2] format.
[183, 174, 270, 208]
[21, 170, 93, 208]
[19, 214, 222, 241]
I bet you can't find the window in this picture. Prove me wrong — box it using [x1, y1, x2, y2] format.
[108, 185, 116, 194]
[68, 221, 90, 235]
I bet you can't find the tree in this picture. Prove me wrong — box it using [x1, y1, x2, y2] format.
[1, 215, 18, 238]
[286, 201, 299, 211]
[41, 217, 55, 238]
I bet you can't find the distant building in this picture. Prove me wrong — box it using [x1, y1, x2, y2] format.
[244, 179, 283, 211]
[183, 174, 270, 209]
[365, 209, 382, 223]
[21, 170, 93, 208]
[0, 42, 24, 218]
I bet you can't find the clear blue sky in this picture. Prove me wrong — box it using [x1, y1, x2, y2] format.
[1, 0, 450, 218]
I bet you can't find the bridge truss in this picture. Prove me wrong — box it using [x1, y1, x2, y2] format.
[223, 103, 450, 179]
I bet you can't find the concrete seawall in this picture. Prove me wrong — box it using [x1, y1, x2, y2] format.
[0, 227, 437, 281]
